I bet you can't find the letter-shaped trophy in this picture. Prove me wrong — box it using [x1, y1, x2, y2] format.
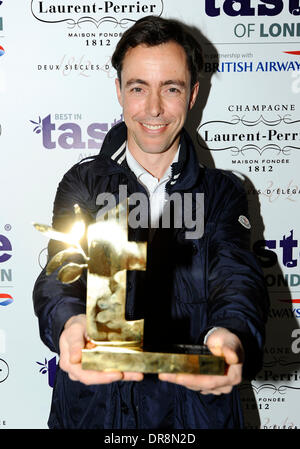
[34, 202, 225, 374]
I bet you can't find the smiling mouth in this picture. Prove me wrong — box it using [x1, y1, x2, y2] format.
[141, 123, 167, 130]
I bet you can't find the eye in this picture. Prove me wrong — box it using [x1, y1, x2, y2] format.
[164, 86, 181, 96]
[130, 87, 143, 93]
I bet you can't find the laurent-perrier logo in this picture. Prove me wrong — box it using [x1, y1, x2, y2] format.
[31, 0, 164, 28]
[197, 115, 300, 157]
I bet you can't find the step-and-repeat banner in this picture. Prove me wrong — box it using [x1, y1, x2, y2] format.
[0, 0, 299, 429]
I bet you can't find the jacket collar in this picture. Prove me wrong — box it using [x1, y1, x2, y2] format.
[96, 121, 202, 191]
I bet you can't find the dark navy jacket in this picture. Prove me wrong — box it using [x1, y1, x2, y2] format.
[33, 122, 269, 429]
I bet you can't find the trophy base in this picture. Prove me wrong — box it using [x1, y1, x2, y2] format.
[82, 344, 226, 375]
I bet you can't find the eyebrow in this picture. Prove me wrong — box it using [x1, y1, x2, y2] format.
[125, 78, 187, 88]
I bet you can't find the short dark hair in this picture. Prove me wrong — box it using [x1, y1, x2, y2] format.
[111, 15, 203, 88]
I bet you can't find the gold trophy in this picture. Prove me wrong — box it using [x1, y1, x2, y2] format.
[34, 201, 225, 375]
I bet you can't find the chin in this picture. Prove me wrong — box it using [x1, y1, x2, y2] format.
[139, 144, 171, 155]
[134, 136, 176, 154]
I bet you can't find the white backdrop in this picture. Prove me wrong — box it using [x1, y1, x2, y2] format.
[0, 0, 299, 429]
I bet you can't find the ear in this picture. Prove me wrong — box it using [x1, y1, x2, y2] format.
[115, 78, 123, 107]
[188, 81, 199, 110]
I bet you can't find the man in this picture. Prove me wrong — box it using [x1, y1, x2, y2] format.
[33, 16, 269, 429]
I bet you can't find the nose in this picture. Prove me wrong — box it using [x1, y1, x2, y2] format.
[147, 91, 163, 117]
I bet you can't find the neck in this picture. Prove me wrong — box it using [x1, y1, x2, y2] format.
[128, 143, 179, 180]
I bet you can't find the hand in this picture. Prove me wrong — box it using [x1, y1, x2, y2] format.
[59, 314, 144, 385]
[158, 328, 244, 395]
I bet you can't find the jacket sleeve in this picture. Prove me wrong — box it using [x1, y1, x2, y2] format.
[33, 164, 93, 354]
[205, 171, 269, 379]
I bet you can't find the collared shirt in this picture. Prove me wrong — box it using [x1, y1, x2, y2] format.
[125, 144, 180, 228]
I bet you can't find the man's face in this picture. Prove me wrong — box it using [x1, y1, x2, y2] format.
[115, 41, 199, 156]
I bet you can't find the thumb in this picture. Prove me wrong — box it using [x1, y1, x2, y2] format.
[63, 314, 86, 364]
[221, 343, 241, 365]
[69, 339, 84, 364]
[206, 328, 244, 365]
[66, 324, 86, 364]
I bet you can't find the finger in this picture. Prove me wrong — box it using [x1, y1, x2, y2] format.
[199, 384, 235, 395]
[158, 373, 218, 390]
[122, 372, 144, 382]
[80, 371, 124, 385]
[225, 363, 243, 386]
[68, 364, 124, 385]
[198, 365, 243, 393]
[159, 367, 242, 392]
